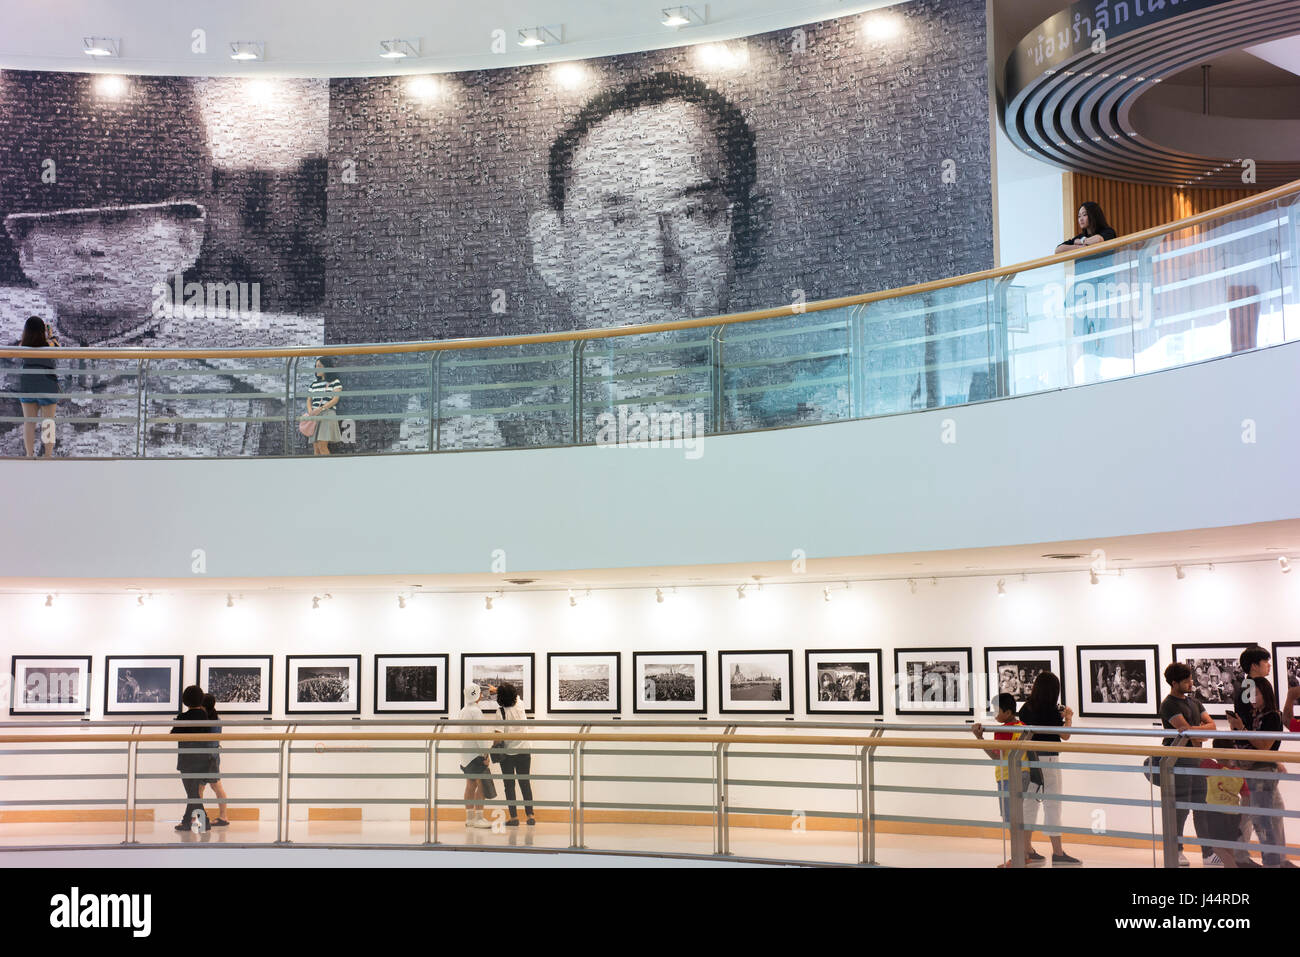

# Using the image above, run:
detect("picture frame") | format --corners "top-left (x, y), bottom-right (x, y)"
top-left (197, 655), bottom-right (273, 714)
top-left (1273, 642), bottom-right (1300, 711)
top-left (285, 655), bottom-right (361, 714)
top-left (1076, 644), bottom-right (1161, 718)
top-left (805, 649), bottom-right (883, 715)
top-left (1171, 642), bottom-right (1255, 718)
top-left (460, 653), bottom-right (535, 713)
top-left (983, 646), bottom-right (1066, 708)
top-left (632, 651), bottom-right (707, 714)
top-left (10, 655), bottom-right (92, 716)
top-left (718, 650), bottom-right (794, 714)
top-left (547, 652), bottom-right (621, 714)
top-left (894, 647), bottom-right (974, 716)
top-left (104, 655), bottom-right (183, 715)
top-left (374, 654), bottom-right (449, 714)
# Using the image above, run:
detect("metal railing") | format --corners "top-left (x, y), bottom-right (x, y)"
top-left (0, 180), bottom-right (1297, 458)
top-left (2, 719), bottom-right (1296, 867)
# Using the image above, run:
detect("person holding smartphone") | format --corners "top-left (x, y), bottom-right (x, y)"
top-left (1018, 672), bottom-right (1081, 865)
top-left (15, 316), bottom-right (59, 457)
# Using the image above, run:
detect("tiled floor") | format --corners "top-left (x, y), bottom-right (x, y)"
top-left (0, 819), bottom-right (1180, 867)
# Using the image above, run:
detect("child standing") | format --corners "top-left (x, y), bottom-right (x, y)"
top-left (973, 693), bottom-right (1039, 868)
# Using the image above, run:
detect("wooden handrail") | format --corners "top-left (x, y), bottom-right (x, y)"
top-left (1, 729), bottom-right (1293, 763)
top-left (1, 177), bottom-right (1296, 362)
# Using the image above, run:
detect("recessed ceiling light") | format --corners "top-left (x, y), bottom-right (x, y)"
top-left (83, 37), bottom-right (120, 57)
top-left (380, 39), bottom-right (419, 59)
top-left (518, 25), bottom-right (562, 47)
top-left (229, 41), bottom-right (264, 61)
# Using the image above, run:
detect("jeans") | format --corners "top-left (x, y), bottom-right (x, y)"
top-left (1173, 761), bottom-right (1211, 859)
top-left (1246, 776), bottom-right (1286, 867)
top-left (498, 752), bottom-right (534, 818)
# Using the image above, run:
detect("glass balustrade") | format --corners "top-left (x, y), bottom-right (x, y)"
top-left (1, 188), bottom-right (1296, 459)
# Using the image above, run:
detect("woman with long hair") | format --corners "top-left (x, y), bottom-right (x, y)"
top-left (495, 682), bottom-right (535, 826)
top-left (1018, 672), bottom-right (1081, 865)
top-left (305, 357), bottom-right (343, 455)
top-left (1055, 202), bottom-right (1116, 253)
top-left (201, 692), bottom-right (230, 827)
top-left (17, 316), bottom-right (59, 457)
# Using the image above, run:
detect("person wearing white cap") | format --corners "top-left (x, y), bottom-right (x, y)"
top-left (456, 683), bottom-right (497, 828)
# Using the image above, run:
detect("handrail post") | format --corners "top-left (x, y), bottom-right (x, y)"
top-left (708, 324), bottom-right (725, 434)
top-left (1007, 748), bottom-right (1026, 867)
top-left (569, 737), bottom-right (580, 849)
top-left (124, 723), bottom-right (138, 844)
top-left (135, 359), bottom-right (150, 459)
top-left (432, 351), bottom-right (442, 452)
top-left (424, 733), bottom-right (434, 845)
top-left (718, 725), bottom-right (735, 856)
top-left (1159, 754), bottom-right (1180, 867)
top-left (576, 724), bottom-right (589, 849)
top-left (861, 728), bottom-right (883, 866)
top-left (572, 340), bottom-right (586, 444)
top-left (283, 355), bottom-right (294, 454)
top-left (432, 733), bottom-right (442, 845)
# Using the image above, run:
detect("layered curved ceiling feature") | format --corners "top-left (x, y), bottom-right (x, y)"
top-left (1004, 0), bottom-right (1300, 188)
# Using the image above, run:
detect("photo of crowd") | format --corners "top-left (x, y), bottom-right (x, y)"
top-left (295, 667), bottom-right (349, 703)
top-left (23, 666), bottom-right (80, 704)
top-left (907, 661), bottom-right (964, 704)
top-left (117, 667), bottom-right (172, 704)
top-left (465, 659), bottom-right (530, 710)
top-left (1186, 657), bottom-right (1243, 706)
top-left (385, 665), bottom-right (439, 703)
top-left (816, 662), bottom-right (872, 703)
top-left (207, 667), bottom-right (262, 704)
top-left (557, 662), bottom-right (611, 703)
top-left (1089, 660), bottom-right (1148, 704)
top-left (995, 660), bottom-right (1053, 703)
top-left (643, 664), bottom-right (696, 702)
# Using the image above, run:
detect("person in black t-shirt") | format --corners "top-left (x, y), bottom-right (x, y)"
top-left (1159, 662), bottom-right (1216, 866)
top-left (1055, 202), bottom-right (1117, 253)
top-left (171, 684), bottom-right (218, 832)
top-left (1227, 648), bottom-right (1291, 867)
top-left (1018, 672), bottom-right (1081, 866)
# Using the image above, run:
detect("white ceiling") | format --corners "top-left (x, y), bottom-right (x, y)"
top-left (3, 518), bottom-right (1296, 597)
top-left (1246, 34), bottom-right (1300, 78)
top-left (0, 0), bottom-right (905, 77)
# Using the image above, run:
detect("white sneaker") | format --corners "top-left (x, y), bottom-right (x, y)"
top-left (1203, 853), bottom-right (1224, 867)
top-left (1177, 853), bottom-right (1190, 867)
top-left (468, 816), bottom-right (493, 829)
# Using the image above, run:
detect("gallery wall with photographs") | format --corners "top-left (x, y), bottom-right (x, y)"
top-left (6, 559), bottom-right (1296, 836)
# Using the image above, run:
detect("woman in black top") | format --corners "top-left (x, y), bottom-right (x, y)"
top-left (1018, 672), bottom-right (1081, 865)
top-left (1055, 203), bottom-right (1120, 369)
top-left (201, 693), bottom-right (230, 827)
top-left (1054, 202), bottom-right (1117, 253)
top-left (16, 316), bottom-right (59, 457)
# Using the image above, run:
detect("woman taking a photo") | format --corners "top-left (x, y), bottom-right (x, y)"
top-left (17, 316), bottom-right (59, 457)
top-left (304, 357), bottom-right (343, 455)
top-left (1018, 672), bottom-right (1081, 865)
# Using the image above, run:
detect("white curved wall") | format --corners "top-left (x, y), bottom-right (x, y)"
top-left (1, 344), bottom-right (1296, 580)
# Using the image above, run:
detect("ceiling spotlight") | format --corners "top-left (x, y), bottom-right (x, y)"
top-left (1089, 570), bottom-right (1100, 586)
top-left (930, 578), bottom-right (938, 587)
top-left (655, 588), bottom-right (665, 604)
top-left (45, 594), bottom-right (53, 607)
top-left (229, 41), bottom-right (265, 61)
top-left (1208, 564), bottom-right (1216, 573)
top-left (661, 5), bottom-right (704, 28)
top-left (907, 578), bottom-right (917, 595)
top-left (227, 593), bottom-right (235, 608)
top-left (397, 595), bottom-right (406, 609)
top-left (380, 39), bottom-right (418, 59)
top-left (312, 596), bottom-right (320, 609)
top-left (569, 589), bottom-right (578, 607)
top-left (1280, 557), bottom-right (1292, 574)
top-left (736, 584), bottom-right (746, 600)
top-left (137, 594), bottom-right (145, 607)
top-left (996, 579), bottom-right (1007, 597)
top-left (517, 25), bottom-right (562, 48)
top-left (823, 585), bottom-right (832, 603)
top-left (83, 37), bottom-right (120, 57)
top-left (1175, 564), bottom-right (1186, 580)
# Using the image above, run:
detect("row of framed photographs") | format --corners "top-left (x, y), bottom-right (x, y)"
top-left (12, 643), bottom-right (1297, 718)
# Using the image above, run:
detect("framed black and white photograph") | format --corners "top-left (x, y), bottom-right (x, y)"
top-left (719, 650), bottom-right (793, 714)
top-left (461, 653), bottom-right (535, 713)
top-left (894, 648), bottom-right (974, 716)
top-left (632, 651), bottom-right (707, 714)
top-left (285, 655), bottom-right (360, 714)
top-left (1273, 642), bottom-right (1300, 706)
top-left (547, 653), bottom-right (620, 714)
top-left (197, 655), bottom-right (272, 714)
top-left (10, 655), bottom-right (92, 716)
top-left (1076, 645), bottom-right (1160, 718)
top-left (1172, 643), bottom-right (1254, 717)
top-left (983, 646), bottom-right (1065, 707)
top-left (104, 655), bottom-right (183, 715)
top-left (374, 654), bottom-right (448, 714)
top-left (804, 649), bottom-right (883, 715)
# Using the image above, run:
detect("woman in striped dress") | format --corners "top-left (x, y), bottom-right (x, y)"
top-left (306, 358), bottom-right (343, 455)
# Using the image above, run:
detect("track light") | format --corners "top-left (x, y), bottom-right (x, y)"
top-left (1175, 565), bottom-right (1185, 580)
top-left (1280, 557), bottom-right (1292, 574)
top-left (1208, 564), bottom-right (1215, 573)
top-left (736, 584), bottom-right (746, 600)
top-left (485, 595), bottom-right (493, 610)
top-left (655, 588), bottom-right (664, 603)
top-left (907, 578), bottom-right (917, 595)
top-left (312, 596), bottom-right (320, 609)
top-left (661, 5), bottom-right (704, 28)
top-left (137, 594), bottom-right (145, 607)
top-left (823, 585), bottom-right (832, 603)
top-left (227, 594), bottom-right (235, 608)
top-left (996, 579), bottom-right (1007, 597)
top-left (397, 595), bottom-right (406, 609)
top-left (1089, 570), bottom-right (1100, 585)
top-left (45, 594), bottom-right (53, 607)
top-left (569, 590), bottom-right (577, 607)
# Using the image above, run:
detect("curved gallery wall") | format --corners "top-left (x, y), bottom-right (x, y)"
top-left (0, 0), bottom-right (991, 455)
top-left (6, 560), bottom-right (1298, 841)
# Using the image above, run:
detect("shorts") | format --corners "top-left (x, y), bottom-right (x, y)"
top-left (461, 755), bottom-right (496, 800)
top-left (20, 397), bottom-right (57, 407)
top-left (461, 755), bottom-right (488, 776)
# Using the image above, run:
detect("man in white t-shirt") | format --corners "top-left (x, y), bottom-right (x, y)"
top-left (456, 684), bottom-right (496, 829)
